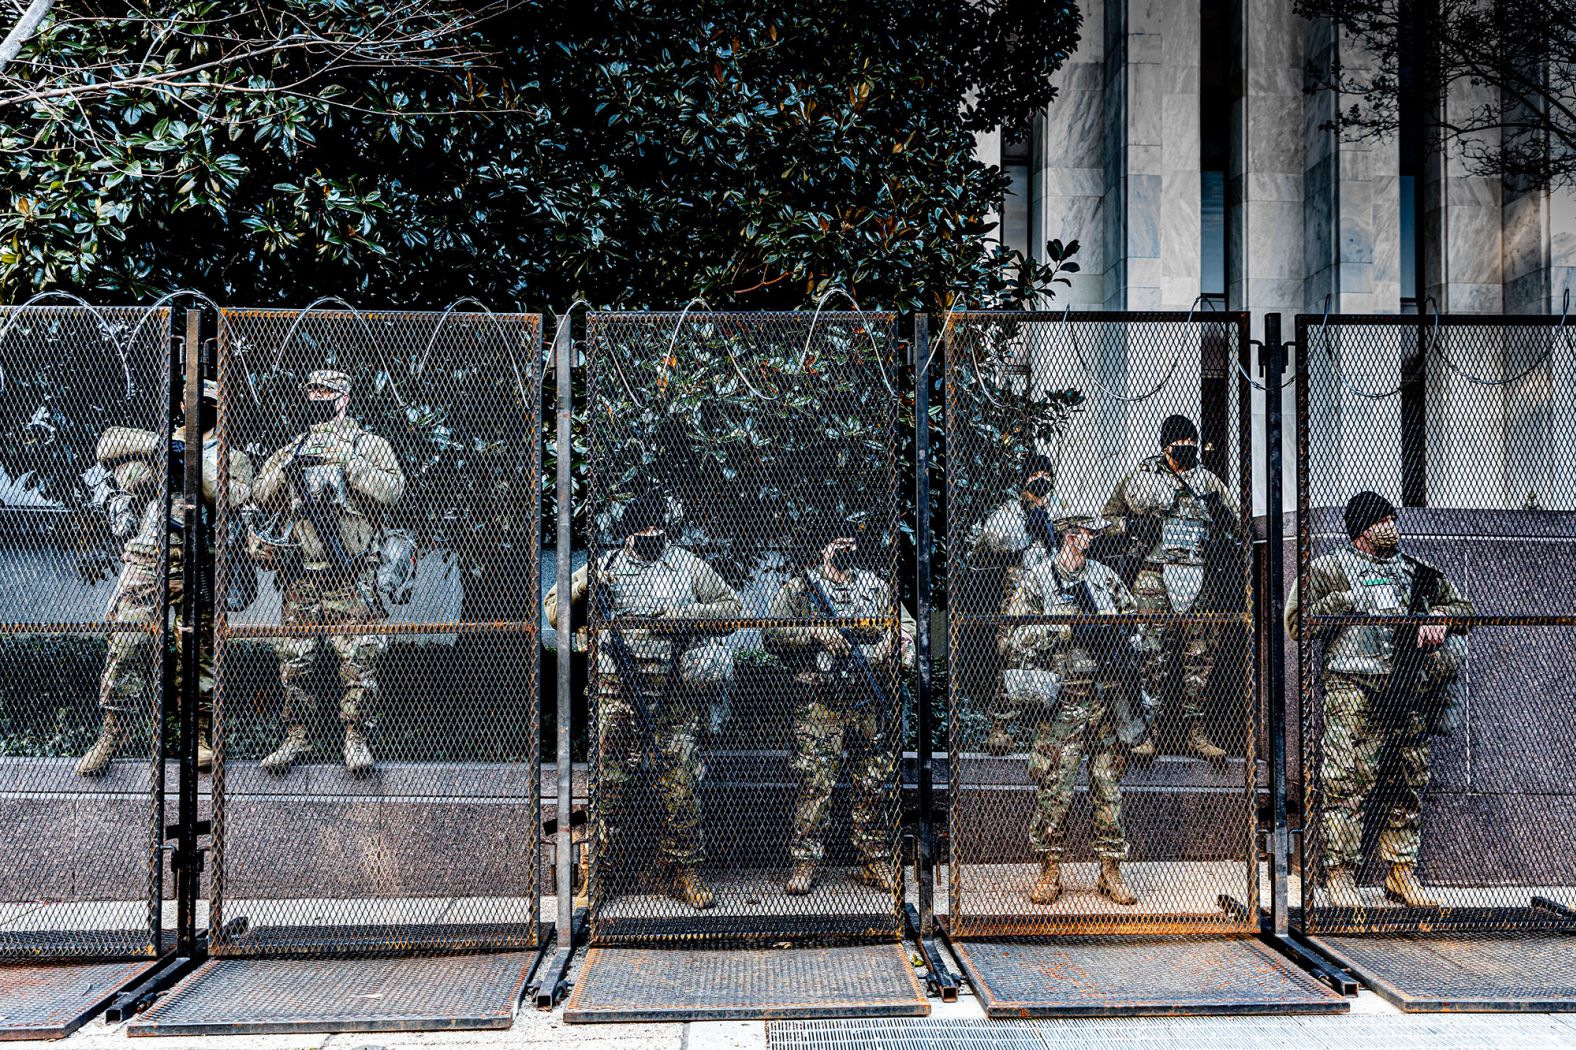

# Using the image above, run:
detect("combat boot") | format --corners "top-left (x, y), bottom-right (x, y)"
top-left (1130, 737), bottom-right (1157, 760)
top-left (985, 727), bottom-right (1016, 756)
top-left (1186, 725), bottom-right (1228, 761)
top-left (785, 861), bottom-right (817, 896)
top-left (1028, 856), bottom-right (1061, 905)
top-left (343, 726), bottom-right (375, 777)
top-left (260, 724), bottom-right (313, 773)
top-left (196, 711), bottom-right (214, 773)
top-left (1323, 866), bottom-right (1362, 908)
top-left (853, 859), bottom-right (899, 894)
top-left (1097, 858), bottom-right (1138, 905)
top-left (76, 712), bottom-right (126, 777)
top-left (1385, 864), bottom-right (1439, 908)
top-left (671, 867), bottom-right (715, 910)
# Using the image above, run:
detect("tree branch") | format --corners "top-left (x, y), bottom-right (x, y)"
top-left (0, 0), bottom-right (52, 72)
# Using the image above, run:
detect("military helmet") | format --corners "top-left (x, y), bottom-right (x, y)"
top-left (1053, 501), bottom-right (1114, 535)
top-left (302, 369), bottom-right (352, 396)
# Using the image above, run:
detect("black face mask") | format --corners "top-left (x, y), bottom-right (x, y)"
top-left (828, 547), bottom-right (856, 573)
top-left (199, 401), bottom-right (218, 435)
top-left (1168, 444), bottom-right (1199, 471)
top-left (1026, 507), bottom-right (1054, 546)
top-left (631, 532), bottom-right (666, 560)
top-left (1022, 477), bottom-right (1053, 506)
top-left (304, 399), bottom-right (339, 425)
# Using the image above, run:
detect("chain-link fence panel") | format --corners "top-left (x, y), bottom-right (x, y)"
top-left (943, 311), bottom-right (1257, 937)
top-left (0, 305), bottom-right (173, 959)
top-left (1296, 313), bottom-right (1576, 934)
top-left (209, 308), bottom-right (542, 957)
top-left (580, 311), bottom-right (904, 946)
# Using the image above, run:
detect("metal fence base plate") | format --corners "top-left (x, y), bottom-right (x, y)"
top-left (1309, 933), bottom-right (1576, 1012)
top-left (0, 960), bottom-right (156, 1041)
top-left (563, 944), bottom-right (930, 1023)
top-left (949, 937), bottom-right (1348, 1017)
top-left (126, 953), bottom-right (533, 1036)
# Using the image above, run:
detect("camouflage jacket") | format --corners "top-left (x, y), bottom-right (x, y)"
top-left (762, 567), bottom-right (916, 685)
top-left (546, 544), bottom-right (742, 673)
top-left (1102, 455), bottom-right (1238, 567)
top-left (97, 426), bottom-right (254, 571)
top-left (1002, 555), bottom-right (1143, 678)
top-left (252, 418), bottom-right (404, 572)
top-left (1285, 544), bottom-right (1473, 677)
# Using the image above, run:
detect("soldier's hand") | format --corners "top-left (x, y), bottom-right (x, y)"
top-left (1417, 621), bottom-right (1447, 649)
top-left (821, 628), bottom-right (851, 656)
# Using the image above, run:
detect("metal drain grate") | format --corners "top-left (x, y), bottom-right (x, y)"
top-left (770, 1015), bottom-right (1576, 1050)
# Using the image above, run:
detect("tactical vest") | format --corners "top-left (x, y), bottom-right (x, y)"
top-left (597, 546), bottom-right (707, 672)
top-left (1324, 546), bottom-right (1421, 676)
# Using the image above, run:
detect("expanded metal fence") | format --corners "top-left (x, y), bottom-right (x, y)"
top-left (1295, 313), bottom-right (1576, 934)
top-left (580, 311), bottom-right (905, 945)
top-left (943, 311), bottom-right (1258, 937)
top-left (208, 308), bottom-right (543, 956)
top-left (0, 305), bottom-right (174, 959)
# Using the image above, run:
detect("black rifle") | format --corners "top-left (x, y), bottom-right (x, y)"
top-left (1063, 576), bottom-right (1146, 724)
top-left (1355, 556), bottom-right (1443, 880)
top-left (1379, 557), bottom-right (1442, 711)
top-left (1197, 489), bottom-right (1247, 612)
top-left (802, 570), bottom-right (894, 714)
top-left (591, 570), bottom-right (666, 771)
top-left (1089, 517), bottom-right (1160, 591)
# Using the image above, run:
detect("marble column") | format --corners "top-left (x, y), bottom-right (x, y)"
top-left (1303, 17), bottom-right (1404, 505)
top-left (1034, 0), bottom-right (1105, 307)
top-left (1236, 0), bottom-right (1307, 513)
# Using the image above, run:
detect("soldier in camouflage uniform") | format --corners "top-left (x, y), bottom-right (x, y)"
top-left (544, 490), bottom-right (742, 910)
top-left (249, 370), bottom-right (405, 777)
top-left (765, 525), bottom-right (915, 897)
top-left (1102, 415), bottom-right (1237, 760)
top-left (78, 382), bottom-right (254, 776)
top-left (1285, 491), bottom-right (1472, 909)
top-left (1003, 503), bottom-right (1150, 907)
top-left (966, 453), bottom-right (1056, 755)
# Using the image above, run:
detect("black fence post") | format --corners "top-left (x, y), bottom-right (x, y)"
top-left (906, 314), bottom-right (957, 1000)
top-left (175, 308), bottom-right (205, 962)
top-left (1262, 313), bottom-right (1290, 939)
top-left (534, 310), bottom-right (577, 1009)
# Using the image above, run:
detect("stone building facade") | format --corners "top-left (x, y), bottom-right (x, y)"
top-left (981, 0), bottom-right (1576, 513)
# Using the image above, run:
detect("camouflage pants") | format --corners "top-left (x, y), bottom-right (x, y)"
top-left (1134, 568), bottom-right (1220, 727)
top-left (1320, 672), bottom-right (1431, 872)
top-left (789, 683), bottom-right (898, 865)
top-left (1028, 680), bottom-right (1128, 860)
top-left (98, 562), bottom-right (163, 716)
top-left (274, 576), bottom-right (384, 729)
top-left (596, 677), bottom-right (704, 869)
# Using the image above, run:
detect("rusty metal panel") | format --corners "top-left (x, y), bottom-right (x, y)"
top-left (950, 936), bottom-right (1346, 1017)
top-left (942, 312), bottom-right (1259, 937)
top-left (208, 308), bottom-right (542, 956)
top-left (1309, 933), bottom-right (1576, 1012)
top-left (0, 960), bottom-right (158, 1040)
top-left (125, 953), bottom-right (533, 1035)
top-left (1294, 314), bottom-right (1576, 937)
top-left (581, 312), bottom-right (906, 946)
top-left (563, 944), bottom-right (929, 1023)
top-left (0, 306), bottom-right (174, 962)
